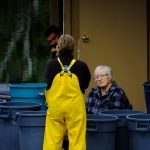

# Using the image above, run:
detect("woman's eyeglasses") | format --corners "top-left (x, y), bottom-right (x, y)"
top-left (95, 74), bottom-right (108, 80)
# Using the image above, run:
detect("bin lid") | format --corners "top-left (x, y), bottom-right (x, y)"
top-left (0, 102), bottom-right (42, 109)
top-left (127, 114), bottom-right (150, 121)
top-left (127, 114), bottom-right (150, 132)
top-left (16, 111), bottom-right (46, 127)
top-left (9, 83), bottom-right (47, 88)
top-left (101, 110), bottom-right (144, 118)
top-left (0, 99), bottom-right (6, 103)
top-left (87, 114), bottom-right (118, 122)
top-left (16, 111), bottom-right (46, 117)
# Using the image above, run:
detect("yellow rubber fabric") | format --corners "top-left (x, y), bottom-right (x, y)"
top-left (43, 59), bottom-right (86, 150)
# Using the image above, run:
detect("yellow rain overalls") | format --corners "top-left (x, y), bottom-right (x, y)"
top-left (43, 57), bottom-right (86, 150)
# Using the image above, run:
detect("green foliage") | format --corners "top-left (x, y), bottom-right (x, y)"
top-left (0, 0), bottom-right (54, 83)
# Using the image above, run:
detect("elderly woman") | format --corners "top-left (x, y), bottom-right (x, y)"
top-left (43, 34), bottom-right (91, 150)
top-left (86, 65), bottom-right (132, 114)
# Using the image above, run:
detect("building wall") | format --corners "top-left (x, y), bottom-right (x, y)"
top-left (65, 0), bottom-right (147, 112)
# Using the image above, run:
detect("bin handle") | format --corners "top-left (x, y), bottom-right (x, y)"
top-left (38, 93), bottom-right (48, 108)
top-left (38, 93), bottom-right (45, 97)
top-left (0, 109), bottom-right (11, 119)
top-left (136, 121), bottom-right (149, 131)
top-left (86, 121), bottom-right (98, 132)
top-left (14, 111), bottom-right (22, 122)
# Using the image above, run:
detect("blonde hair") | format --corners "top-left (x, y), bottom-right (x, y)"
top-left (56, 34), bottom-right (74, 56)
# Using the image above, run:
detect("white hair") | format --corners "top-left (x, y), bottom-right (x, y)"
top-left (94, 65), bottom-right (113, 79)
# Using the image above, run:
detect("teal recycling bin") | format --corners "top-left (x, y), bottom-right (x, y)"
top-left (101, 110), bottom-right (144, 150)
top-left (0, 102), bottom-right (42, 150)
top-left (9, 83), bottom-right (47, 110)
top-left (16, 111), bottom-right (46, 150)
top-left (86, 114), bottom-right (118, 150)
top-left (127, 114), bottom-right (150, 150)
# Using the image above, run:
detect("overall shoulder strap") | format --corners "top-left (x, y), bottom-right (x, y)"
top-left (57, 57), bottom-right (76, 76)
top-left (67, 59), bottom-right (76, 71)
top-left (67, 59), bottom-right (76, 76)
top-left (57, 57), bottom-right (63, 68)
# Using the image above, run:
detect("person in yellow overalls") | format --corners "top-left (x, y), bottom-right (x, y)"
top-left (43, 34), bottom-right (91, 150)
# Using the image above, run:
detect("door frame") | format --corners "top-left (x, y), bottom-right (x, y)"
top-left (147, 0), bottom-right (150, 81)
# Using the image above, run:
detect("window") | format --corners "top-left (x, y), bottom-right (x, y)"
top-left (0, 0), bottom-right (63, 83)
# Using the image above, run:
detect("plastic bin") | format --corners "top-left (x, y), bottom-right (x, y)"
top-left (16, 111), bottom-right (46, 150)
top-left (0, 102), bottom-right (42, 119)
top-left (17, 111), bottom-right (69, 150)
top-left (0, 102), bottom-right (42, 150)
top-left (0, 84), bottom-right (10, 95)
top-left (9, 83), bottom-right (47, 110)
top-left (127, 114), bottom-right (150, 150)
top-left (0, 99), bottom-right (6, 103)
top-left (143, 82), bottom-right (150, 113)
top-left (86, 114), bottom-right (118, 150)
top-left (101, 110), bottom-right (144, 150)
top-left (0, 84), bottom-right (10, 100)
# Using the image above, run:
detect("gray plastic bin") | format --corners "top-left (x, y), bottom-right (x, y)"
top-left (0, 99), bottom-right (6, 103)
top-left (143, 82), bottom-right (150, 113)
top-left (101, 110), bottom-right (144, 150)
top-left (16, 111), bottom-right (46, 150)
top-left (127, 114), bottom-right (150, 150)
top-left (0, 102), bottom-right (42, 150)
top-left (86, 114), bottom-right (118, 150)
